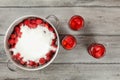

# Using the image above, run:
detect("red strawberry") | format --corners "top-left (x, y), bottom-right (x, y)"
top-left (46, 52), bottom-right (53, 61)
top-left (8, 39), bottom-right (15, 45)
top-left (46, 52), bottom-right (52, 57)
top-left (39, 58), bottom-right (46, 65)
top-left (24, 19), bottom-right (31, 28)
top-left (52, 44), bottom-right (57, 49)
top-left (31, 19), bottom-right (38, 27)
top-left (24, 19), bottom-right (29, 25)
top-left (34, 62), bottom-right (39, 67)
top-left (17, 57), bottom-right (23, 61)
top-left (49, 26), bottom-right (54, 32)
top-left (46, 56), bottom-right (51, 61)
top-left (17, 32), bottom-right (22, 38)
top-left (12, 53), bottom-right (20, 61)
top-left (44, 22), bottom-right (49, 29)
top-left (14, 38), bottom-right (18, 43)
top-left (16, 53), bottom-right (20, 58)
top-left (29, 23), bottom-right (37, 28)
top-left (24, 19), bottom-right (37, 28)
top-left (20, 59), bottom-right (26, 65)
top-left (31, 19), bottom-right (36, 23)
top-left (51, 39), bottom-right (56, 45)
top-left (51, 50), bottom-right (55, 55)
top-left (18, 22), bottom-right (23, 27)
top-left (36, 18), bottom-right (43, 25)
top-left (10, 34), bottom-right (16, 39)
top-left (54, 33), bottom-right (57, 39)
top-left (28, 60), bottom-right (36, 66)
top-left (10, 44), bottom-right (15, 48)
top-left (52, 45), bottom-right (57, 52)
top-left (14, 27), bottom-right (20, 33)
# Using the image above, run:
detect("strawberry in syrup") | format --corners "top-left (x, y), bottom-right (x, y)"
top-left (61, 35), bottom-right (76, 50)
top-left (69, 15), bottom-right (84, 30)
top-left (88, 43), bottom-right (106, 59)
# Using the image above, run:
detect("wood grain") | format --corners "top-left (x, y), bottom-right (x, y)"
top-left (4, 78), bottom-right (40, 80)
top-left (0, 0), bottom-right (120, 80)
top-left (1, 35), bottom-right (120, 63)
top-left (0, 0), bottom-right (119, 7)
top-left (0, 8), bottom-right (120, 35)
top-left (0, 63), bottom-right (120, 80)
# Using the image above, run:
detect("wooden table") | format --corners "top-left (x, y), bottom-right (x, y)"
top-left (0, 0), bottom-right (120, 80)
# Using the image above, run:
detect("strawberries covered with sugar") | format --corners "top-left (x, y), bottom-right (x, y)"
top-left (8, 17), bottom-right (58, 67)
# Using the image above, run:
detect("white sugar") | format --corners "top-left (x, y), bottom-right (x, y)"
top-left (10, 25), bottom-right (56, 62)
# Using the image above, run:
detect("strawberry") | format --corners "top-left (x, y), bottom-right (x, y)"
top-left (24, 19), bottom-right (37, 28)
top-left (14, 27), bottom-right (20, 33)
top-left (28, 60), bottom-right (36, 66)
top-left (24, 19), bottom-right (29, 25)
top-left (10, 34), bottom-right (16, 39)
top-left (51, 39), bottom-right (56, 45)
top-left (52, 44), bottom-right (57, 49)
top-left (39, 58), bottom-right (46, 65)
top-left (17, 57), bottom-right (23, 61)
top-left (52, 44), bottom-right (57, 52)
top-left (10, 44), bottom-right (15, 48)
top-left (49, 26), bottom-right (54, 32)
top-left (14, 38), bottom-right (18, 43)
top-left (46, 51), bottom-right (52, 57)
top-left (46, 56), bottom-right (51, 61)
top-left (44, 22), bottom-right (49, 29)
top-left (31, 19), bottom-right (36, 23)
top-left (18, 22), bottom-right (23, 27)
top-left (12, 53), bottom-right (20, 61)
top-left (29, 23), bottom-right (37, 28)
top-left (34, 62), bottom-right (39, 67)
top-left (46, 52), bottom-right (53, 61)
top-left (30, 19), bottom-right (38, 28)
top-left (51, 50), bottom-right (55, 55)
top-left (16, 53), bottom-right (20, 58)
top-left (20, 59), bottom-right (26, 65)
top-left (54, 33), bottom-right (57, 39)
top-left (8, 39), bottom-right (15, 45)
top-left (17, 32), bottom-right (22, 38)
top-left (36, 18), bottom-right (43, 25)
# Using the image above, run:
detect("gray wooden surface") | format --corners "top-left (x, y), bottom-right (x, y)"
top-left (0, 0), bottom-right (120, 80)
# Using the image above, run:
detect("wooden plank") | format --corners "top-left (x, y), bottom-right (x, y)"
top-left (0, 63), bottom-right (120, 80)
top-left (0, 8), bottom-right (120, 35)
top-left (3, 78), bottom-right (40, 80)
top-left (1, 35), bottom-right (120, 63)
top-left (0, 0), bottom-right (120, 7)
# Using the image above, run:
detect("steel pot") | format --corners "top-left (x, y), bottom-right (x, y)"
top-left (4, 15), bottom-right (60, 71)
